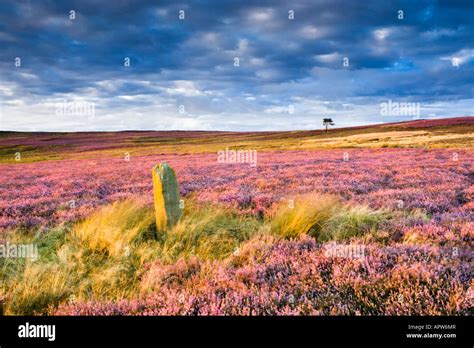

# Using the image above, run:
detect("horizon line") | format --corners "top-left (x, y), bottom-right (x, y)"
top-left (0, 116), bottom-right (473, 134)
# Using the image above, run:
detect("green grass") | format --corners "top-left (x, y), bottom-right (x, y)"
top-left (0, 144), bottom-right (71, 163)
top-left (321, 206), bottom-right (390, 241)
top-left (269, 193), bottom-right (389, 241)
top-left (161, 200), bottom-right (262, 262)
top-left (1, 198), bottom-right (265, 314)
top-left (2, 193), bottom-right (395, 314)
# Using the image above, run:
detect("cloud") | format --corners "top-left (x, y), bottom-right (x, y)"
top-left (0, 0), bottom-right (472, 131)
top-left (165, 81), bottom-right (204, 97)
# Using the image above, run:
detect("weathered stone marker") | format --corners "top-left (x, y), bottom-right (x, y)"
top-left (152, 163), bottom-right (182, 231)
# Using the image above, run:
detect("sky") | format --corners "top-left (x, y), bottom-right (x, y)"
top-left (0, 0), bottom-right (473, 131)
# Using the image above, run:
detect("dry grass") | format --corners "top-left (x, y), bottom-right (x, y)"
top-left (6, 263), bottom-right (74, 315)
top-left (1, 121), bottom-right (472, 163)
top-left (270, 193), bottom-right (340, 239)
top-left (2, 197), bottom-right (264, 314)
top-left (2, 192), bottom-right (391, 314)
top-left (301, 129), bottom-right (474, 149)
top-left (270, 193), bottom-right (389, 241)
top-left (72, 199), bottom-right (155, 257)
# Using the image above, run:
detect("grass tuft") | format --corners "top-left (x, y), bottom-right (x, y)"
top-left (321, 205), bottom-right (389, 241)
top-left (72, 199), bottom-right (156, 257)
top-left (270, 193), bottom-right (388, 241)
top-left (161, 200), bottom-right (262, 262)
top-left (2, 197), bottom-right (264, 314)
top-left (270, 193), bottom-right (340, 239)
top-left (6, 263), bottom-right (73, 315)
top-left (2, 193), bottom-right (392, 314)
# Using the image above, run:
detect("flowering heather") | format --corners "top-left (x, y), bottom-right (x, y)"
top-left (1, 148), bottom-right (472, 231)
top-left (1, 125), bottom-right (473, 316)
top-left (54, 236), bottom-right (472, 315)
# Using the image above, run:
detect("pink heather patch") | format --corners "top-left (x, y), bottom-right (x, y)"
top-left (1, 149), bottom-right (472, 230)
top-left (54, 237), bottom-right (472, 315)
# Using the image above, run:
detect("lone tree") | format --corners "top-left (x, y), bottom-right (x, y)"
top-left (323, 118), bottom-right (335, 133)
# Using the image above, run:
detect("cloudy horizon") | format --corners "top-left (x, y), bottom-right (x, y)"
top-left (0, 0), bottom-right (473, 132)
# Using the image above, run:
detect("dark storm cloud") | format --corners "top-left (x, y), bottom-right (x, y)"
top-left (0, 0), bottom-right (472, 131)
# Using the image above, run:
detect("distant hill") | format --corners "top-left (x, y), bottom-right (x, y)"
top-left (0, 117), bottom-right (472, 163)
top-left (379, 116), bottom-right (474, 128)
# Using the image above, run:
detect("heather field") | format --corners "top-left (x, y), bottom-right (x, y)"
top-left (0, 118), bottom-right (473, 315)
